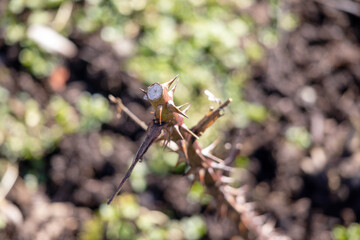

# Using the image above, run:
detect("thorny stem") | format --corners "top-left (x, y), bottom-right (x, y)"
top-left (108, 77), bottom-right (289, 239)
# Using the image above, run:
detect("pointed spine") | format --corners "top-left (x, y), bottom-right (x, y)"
top-left (167, 100), bottom-right (189, 118)
top-left (177, 103), bottom-right (190, 110)
top-left (162, 126), bottom-right (173, 149)
top-left (168, 77), bottom-right (179, 98)
top-left (179, 140), bottom-right (188, 160)
top-left (181, 125), bottom-right (199, 139)
top-left (140, 88), bottom-right (148, 100)
top-left (162, 74), bottom-right (179, 89)
top-left (157, 105), bottom-right (163, 124)
top-left (163, 136), bottom-right (171, 149)
top-left (202, 138), bottom-right (221, 155)
top-left (174, 125), bottom-right (184, 140)
top-left (198, 168), bottom-right (205, 185)
top-left (182, 103), bottom-right (191, 114)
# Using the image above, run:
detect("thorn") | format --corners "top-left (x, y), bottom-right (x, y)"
top-left (195, 149), bottom-right (209, 164)
top-left (183, 104), bottom-right (191, 114)
top-left (220, 176), bottom-right (235, 183)
top-left (162, 127), bottom-right (173, 149)
top-left (163, 74), bottom-right (179, 89)
top-left (174, 125), bottom-right (184, 140)
top-left (204, 153), bottom-right (224, 163)
top-left (139, 88), bottom-right (148, 100)
top-left (180, 140), bottom-right (188, 160)
top-left (182, 125), bottom-right (199, 139)
top-left (157, 105), bottom-right (163, 124)
top-left (223, 185), bottom-right (247, 195)
top-left (167, 100), bottom-right (188, 118)
top-left (202, 138), bottom-right (221, 154)
top-left (169, 77), bottom-right (179, 97)
top-left (198, 168), bottom-right (205, 185)
top-left (207, 167), bottom-right (218, 181)
top-left (177, 102), bottom-right (190, 110)
top-left (162, 137), bottom-right (170, 149)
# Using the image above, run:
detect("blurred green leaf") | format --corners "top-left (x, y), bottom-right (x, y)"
top-left (235, 156), bottom-right (249, 168)
top-left (181, 215), bottom-right (207, 240)
top-left (285, 126), bottom-right (311, 150)
top-left (333, 223), bottom-right (360, 240)
top-left (188, 181), bottom-right (212, 205)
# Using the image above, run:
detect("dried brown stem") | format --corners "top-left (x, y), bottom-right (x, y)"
top-left (191, 99), bottom-right (232, 137)
top-left (108, 94), bottom-right (148, 130)
top-left (107, 121), bottom-right (165, 204)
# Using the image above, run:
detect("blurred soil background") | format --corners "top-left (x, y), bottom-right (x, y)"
top-left (1, 0), bottom-right (360, 239)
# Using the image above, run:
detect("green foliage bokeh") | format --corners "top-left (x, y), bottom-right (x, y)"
top-left (0, 0), bottom-right (302, 238)
top-left (333, 223), bottom-right (360, 240)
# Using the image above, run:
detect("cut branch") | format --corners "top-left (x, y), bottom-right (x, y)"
top-left (191, 99), bottom-right (232, 137)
